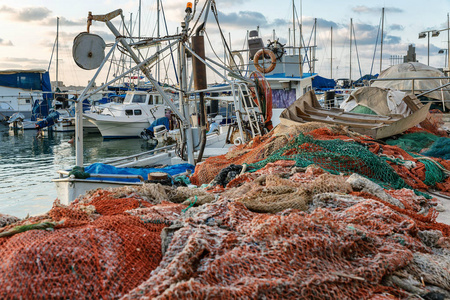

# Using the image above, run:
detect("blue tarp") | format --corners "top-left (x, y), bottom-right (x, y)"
top-left (35, 111), bottom-right (60, 129)
top-left (312, 76), bottom-right (336, 90)
top-left (146, 117), bottom-right (170, 132)
top-left (31, 99), bottom-right (52, 121)
top-left (0, 71), bottom-right (53, 99)
top-left (83, 163), bottom-right (195, 182)
top-left (353, 74), bottom-right (378, 86)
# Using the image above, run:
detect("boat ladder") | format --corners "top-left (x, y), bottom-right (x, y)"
top-left (237, 83), bottom-right (262, 138)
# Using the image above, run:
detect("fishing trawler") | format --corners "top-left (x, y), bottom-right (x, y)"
top-left (53, 2), bottom-right (276, 203)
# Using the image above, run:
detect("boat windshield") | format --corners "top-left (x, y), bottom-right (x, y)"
top-left (124, 93), bottom-right (147, 104)
top-left (132, 94), bottom-right (146, 103)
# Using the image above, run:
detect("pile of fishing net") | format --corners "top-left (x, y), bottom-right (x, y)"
top-left (120, 167), bottom-right (448, 299)
top-left (191, 122), bottom-right (450, 195)
top-left (2, 122), bottom-right (450, 299)
top-left (0, 187), bottom-right (190, 299)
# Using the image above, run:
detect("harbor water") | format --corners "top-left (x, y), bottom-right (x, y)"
top-left (0, 126), bottom-right (156, 218)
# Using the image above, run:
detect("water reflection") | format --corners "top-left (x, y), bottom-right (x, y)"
top-left (0, 126), bottom-right (155, 218)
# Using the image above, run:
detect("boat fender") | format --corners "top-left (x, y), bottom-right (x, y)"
top-left (229, 51), bottom-right (244, 72)
top-left (253, 49), bottom-right (276, 74)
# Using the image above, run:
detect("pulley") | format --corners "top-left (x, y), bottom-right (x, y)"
top-left (72, 32), bottom-right (106, 70)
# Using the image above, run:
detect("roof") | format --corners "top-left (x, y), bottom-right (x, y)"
top-left (0, 69), bottom-right (48, 75)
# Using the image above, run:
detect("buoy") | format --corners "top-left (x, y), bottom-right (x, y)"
top-left (253, 49), bottom-right (276, 73)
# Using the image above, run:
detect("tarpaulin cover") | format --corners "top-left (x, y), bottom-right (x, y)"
top-left (340, 86), bottom-right (411, 117)
top-left (0, 70), bottom-right (52, 97)
top-left (312, 75), bottom-right (336, 90)
top-left (35, 111), bottom-right (60, 129)
top-left (372, 62), bottom-right (450, 109)
top-left (31, 99), bottom-right (52, 121)
top-left (83, 163), bottom-right (195, 182)
top-left (146, 117), bottom-right (170, 132)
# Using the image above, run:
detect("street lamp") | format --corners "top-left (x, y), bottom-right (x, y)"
top-left (419, 30), bottom-right (440, 66)
top-left (439, 49), bottom-right (448, 68)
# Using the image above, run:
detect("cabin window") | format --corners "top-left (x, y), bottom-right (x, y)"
top-left (148, 95), bottom-right (153, 105)
top-left (134, 109), bottom-right (142, 115)
top-left (132, 94), bottom-right (146, 103)
top-left (155, 96), bottom-right (163, 104)
top-left (125, 109), bottom-right (133, 116)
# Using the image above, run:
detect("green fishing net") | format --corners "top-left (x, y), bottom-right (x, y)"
top-left (249, 133), bottom-right (407, 190)
top-left (422, 137), bottom-right (450, 160)
top-left (350, 105), bottom-right (378, 115)
top-left (386, 132), bottom-right (440, 153)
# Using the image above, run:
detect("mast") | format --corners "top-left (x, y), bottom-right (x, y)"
top-left (56, 17), bottom-right (59, 90)
top-left (448, 13), bottom-right (450, 71)
top-left (380, 7), bottom-right (384, 73)
top-left (292, 0), bottom-right (296, 54)
top-left (331, 26), bottom-right (333, 78)
top-left (157, 0), bottom-right (160, 82)
top-left (313, 18), bottom-right (317, 74)
top-left (130, 13), bottom-right (133, 74)
top-left (139, 0), bottom-right (141, 39)
top-left (300, 0), bottom-right (303, 58)
top-left (349, 18), bottom-right (352, 82)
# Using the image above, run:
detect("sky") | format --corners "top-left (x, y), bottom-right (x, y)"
top-left (0, 0), bottom-right (449, 87)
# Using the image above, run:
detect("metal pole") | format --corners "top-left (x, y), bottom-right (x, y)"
top-left (380, 7), bottom-right (384, 73)
top-left (428, 33), bottom-right (430, 66)
top-left (448, 13), bottom-right (450, 70)
top-left (157, 0), bottom-right (160, 82)
top-left (331, 27), bottom-right (333, 78)
top-left (292, 0), bottom-right (295, 54)
top-left (56, 17), bottom-right (59, 90)
top-left (349, 18), bottom-right (352, 81)
top-left (139, 0), bottom-right (141, 39)
top-left (313, 18), bottom-right (317, 74)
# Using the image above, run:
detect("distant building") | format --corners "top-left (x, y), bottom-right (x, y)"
top-left (403, 45), bottom-right (417, 63)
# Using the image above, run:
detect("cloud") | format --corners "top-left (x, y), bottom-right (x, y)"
top-left (214, 10), bottom-right (291, 29)
top-left (0, 57), bottom-right (49, 64)
top-left (301, 17), bottom-right (339, 29)
top-left (389, 24), bottom-right (404, 31)
top-left (352, 6), bottom-right (403, 15)
top-left (0, 38), bottom-right (13, 46)
top-left (39, 16), bottom-right (86, 27)
top-left (0, 5), bottom-right (52, 22)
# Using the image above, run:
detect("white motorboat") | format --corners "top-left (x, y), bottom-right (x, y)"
top-left (84, 90), bottom-right (167, 138)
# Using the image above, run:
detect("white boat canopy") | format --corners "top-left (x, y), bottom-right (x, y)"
top-left (372, 62), bottom-right (450, 109)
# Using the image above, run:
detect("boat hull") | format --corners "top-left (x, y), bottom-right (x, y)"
top-left (84, 114), bottom-right (151, 138)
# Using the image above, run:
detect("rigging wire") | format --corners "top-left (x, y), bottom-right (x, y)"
top-left (352, 23), bottom-right (363, 78)
top-left (370, 16), bottom-right (382, 76)
top-left (210, 0), bottom-right (243, 77)
top-left (160, 0), bottom-right (179, 84)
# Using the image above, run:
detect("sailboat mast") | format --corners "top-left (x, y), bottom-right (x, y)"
top-left (313, 18), bottom-right (317, 74)
top-left (447, 13), bottom-right (449, 71)
top-left (292, 0), bottom-right (296, 54)
top-left (56, 17), bottom-right (59, 90)
top-left (349, 18), bottom-right (352, 82)
top-left (380, 7), bottom-right (384, 73)
top-left (139, 0), bottom-right (141, 39)
top-left (331, 27), bottom-right (333, 78)
top-left (157, 0), bottom-right (160, 82)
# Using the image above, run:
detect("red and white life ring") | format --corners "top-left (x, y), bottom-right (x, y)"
top-left (253, 49), bottom-right (276, 74)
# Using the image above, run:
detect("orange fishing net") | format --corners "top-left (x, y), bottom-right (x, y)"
top-left (2, 122), bottom-right (450, 299)
top-left (0, 188), bottom-right (186, 299)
